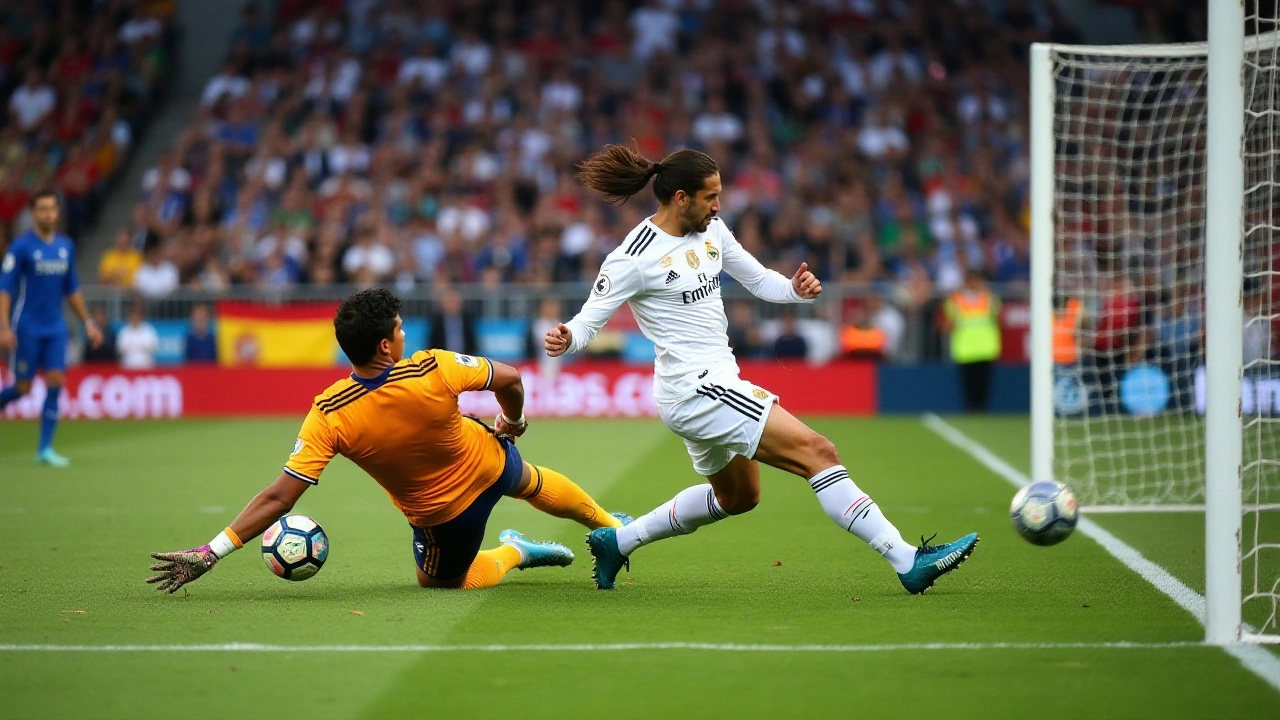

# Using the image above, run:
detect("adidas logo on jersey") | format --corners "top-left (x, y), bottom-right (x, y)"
top-left (664, 270), bottom-right (679, 285)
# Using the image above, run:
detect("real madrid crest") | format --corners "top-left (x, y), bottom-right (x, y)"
top-left (660, 255), bottom-right (673, 269)
top-left (752, 388), bottom-right (768, 400)
top-left (685, 250), bottom-right (700, 269)
top-left (705, 242), bottom-right (719, 261)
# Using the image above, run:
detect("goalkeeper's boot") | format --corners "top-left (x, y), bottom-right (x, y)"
top-left (497, 529), bottom-right (574, 570)
top-left (586, 527), bottom-right (629, 590)
top-left (611, 512), bottom-right (635, 526)
top-left (898, 532), bottom-right (979, 595)
top-left (36, 447), bottom-right (70, 468)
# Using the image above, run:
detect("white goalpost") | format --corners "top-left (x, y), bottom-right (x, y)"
top-left (1030, 0), bottom-right (1280, 644)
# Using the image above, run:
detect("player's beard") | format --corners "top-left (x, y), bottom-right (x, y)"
top-left (682, 207), bottom-right (713, 235)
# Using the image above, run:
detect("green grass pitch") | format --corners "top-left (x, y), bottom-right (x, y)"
top-left (1, 415), bottom-right (1278, 719)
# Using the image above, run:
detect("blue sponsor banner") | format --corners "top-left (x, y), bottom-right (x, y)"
top-left (877, 363), bottom-right (1031, 414)
top-left (477, 318), bottom-right (529, 361)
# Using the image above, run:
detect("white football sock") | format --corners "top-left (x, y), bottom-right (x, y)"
top-left (615, 484), bottom-right (728, 557)
top-left (810, 466), bottom-right (916, 573)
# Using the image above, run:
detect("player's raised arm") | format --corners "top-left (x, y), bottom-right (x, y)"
top-left (719, 224), bottom-right (819, 304)
top-left (549, 254), bottom-right (644, 357)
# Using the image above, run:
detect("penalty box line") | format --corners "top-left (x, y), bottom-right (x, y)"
top-left (0, 641), bottom-right (1208, 653)
top-left (920, 413), bottom-right (1280, 696)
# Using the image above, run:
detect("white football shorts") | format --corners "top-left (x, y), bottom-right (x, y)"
top-left (658, 374), bottom-right (777, 477)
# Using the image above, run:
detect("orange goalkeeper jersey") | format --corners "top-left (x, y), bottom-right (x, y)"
top-left (283, 349), bottom-right (506, 527)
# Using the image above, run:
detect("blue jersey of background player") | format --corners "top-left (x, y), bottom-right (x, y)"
top-left (0, 190), bottom-right (103, 466)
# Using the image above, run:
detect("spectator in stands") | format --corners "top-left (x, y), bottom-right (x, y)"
top-left (98, 228), bottom-right (143, 287)
top-left (133, 243), bottom-right (180, 298)
top-left (117, 303), bottom-right (159, 370)
top-left (841, 303), bottom-right (888, 361)
top-left (184, 304), bottom-right (218, 363)
top-left (944, 271), bottom-right (1002, 413)
top-left (429, 288), bottom-right (479, 356)
top-left (867, 295), bottom-right (906, 361)
top-left (83, 307), bottom-right (118, 364)
top-left (8, 68), bottom-right (56, 135)
top-left (772, 313), bottom-right (809, 361)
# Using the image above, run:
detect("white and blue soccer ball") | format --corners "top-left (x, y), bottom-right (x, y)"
top-left (262, 514), bottom-right (329, 581)
top-left (1010, 481), bottom-right (1078, 546)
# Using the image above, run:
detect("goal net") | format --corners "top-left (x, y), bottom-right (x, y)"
top-left (1031, 4), bottom-right (1279, 642)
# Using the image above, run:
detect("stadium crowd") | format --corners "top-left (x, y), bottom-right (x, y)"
top-left (77, 0), bottom-right (1209, 365)
top-left (0, 0), bottom-right (176, 240)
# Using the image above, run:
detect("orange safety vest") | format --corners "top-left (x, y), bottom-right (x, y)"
top-left (841, 325), bottom-right (887, 357)
top-left (1053, 298), bottom-right (1082, 365)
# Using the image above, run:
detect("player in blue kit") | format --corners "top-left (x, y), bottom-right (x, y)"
top-left (0, 190), bottom-right (103, 466)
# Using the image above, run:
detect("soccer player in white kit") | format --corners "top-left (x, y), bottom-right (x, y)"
top-left (545, 145), bottom-right (979, 594)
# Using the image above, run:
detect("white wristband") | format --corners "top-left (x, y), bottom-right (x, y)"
top-left (500, 412), bottom-right (527, 426)
top-left (209, 529), bottom-right (241, 559)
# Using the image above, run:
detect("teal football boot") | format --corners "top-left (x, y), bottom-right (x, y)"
top-left (36, 447), bottom-right (70, 468)
top-left (497, 529), bottom-right (575, 569)
top-left (898, 532), bottom-right (979, 594)
top-left (586, 527), bottom-right (629, 589)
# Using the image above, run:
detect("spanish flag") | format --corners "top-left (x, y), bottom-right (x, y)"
top-left (216, 301), bottom-right (338, 368)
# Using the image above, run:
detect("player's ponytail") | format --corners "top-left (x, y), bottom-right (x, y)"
top-left (577, 144), bottom-right (719, 207)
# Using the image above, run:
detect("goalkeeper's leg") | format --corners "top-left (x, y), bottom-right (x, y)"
top-left (510, 462), bottom-right (624, 530)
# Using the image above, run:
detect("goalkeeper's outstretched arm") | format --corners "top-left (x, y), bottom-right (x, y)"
top-left (146, 474), bottom-right (310, 593)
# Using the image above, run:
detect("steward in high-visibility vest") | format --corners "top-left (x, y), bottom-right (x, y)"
top-left (945, 274), bottom-right (1001, 364)
top-left (1053, 297), bottom-right (1083, 365)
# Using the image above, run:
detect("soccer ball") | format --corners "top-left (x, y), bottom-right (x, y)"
top-left (262, 514), bottom-right (329, 581)
top-left (1010, 481), bottom-right (1078, 546)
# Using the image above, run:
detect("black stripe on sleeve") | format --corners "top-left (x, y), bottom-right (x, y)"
top-left (283, 466), bottom-right (319, 485)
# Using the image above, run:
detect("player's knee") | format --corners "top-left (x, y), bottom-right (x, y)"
top-left (806, 433), bottom-right (841, 469)
top-left (718, 487), bottom-right (760, 515)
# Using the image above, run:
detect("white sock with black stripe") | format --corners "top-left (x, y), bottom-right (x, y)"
top-left (810, 466), bottom-right (916, 573)
top-left (615, 484), bottom-right (728, 557)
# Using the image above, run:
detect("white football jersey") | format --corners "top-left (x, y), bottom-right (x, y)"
top-left (564, 216), bottom-right (811, 402)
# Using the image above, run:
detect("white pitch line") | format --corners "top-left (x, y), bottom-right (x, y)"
top-left (0, 641), bottom-right (1205, 653)
top-left (921, 413), bottom-right (1280, 695)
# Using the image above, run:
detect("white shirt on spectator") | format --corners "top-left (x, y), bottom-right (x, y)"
top-left (438, 204), bottom-right (491, 243)
top-left (255, 232), bottom-right (309, 264)
top-left (398, 56), bottom-right (450, 89)
top-left (873, 303), bottom-right (906, 359)
top-left (561, 221), bottom-right (594, 257)
top-left (133, 260), bottom-right (180, 298)
top-left (958, 92), bottom-right (1009, 125)
top-left (693, 111), bottom-right (744, 145)
top-left (541, 80), bottom-right (583, 113)
top-left (202, 72), bottom-right (250, 106)
top-left (870, 49), bottom-right (923, 89)
top-left (142, 166), bottom-right (192, 194)
top-left (630, 6), bottom-right (679, 60)
top-left (117, 321), bottom-right (159, 369)
top-left (452, 40), bottom-right (492, 77)
top-left (857, 122), bottom-right (909, 158)
top-left (119, 17), bottom-right (163, 44)
top-left (328, 143), bottom-right (371, 176)
top-left (757, 26), bottom-right (806, 61)
top-left (837, 56), bottom-right (869, 98)
top-left (9, 83), bottom-right (55, 131)
top-left (342, 242), bottom-right (396, 278)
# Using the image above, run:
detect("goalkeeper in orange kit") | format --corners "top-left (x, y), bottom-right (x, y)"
top-left (147, 289), bottom-right (628, 592)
